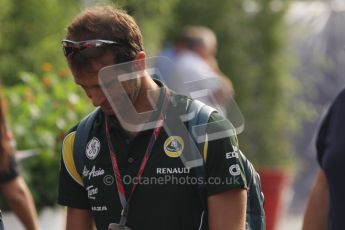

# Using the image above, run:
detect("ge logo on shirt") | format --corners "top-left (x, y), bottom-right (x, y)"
top-left (86, 137), bottom-right (101, 160)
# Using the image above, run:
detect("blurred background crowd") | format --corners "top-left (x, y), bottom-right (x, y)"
top-left (0, 0), bottom-right (344, 229)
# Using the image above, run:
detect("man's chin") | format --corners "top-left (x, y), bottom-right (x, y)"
top-left (101, 107), bottom-right (115, 115)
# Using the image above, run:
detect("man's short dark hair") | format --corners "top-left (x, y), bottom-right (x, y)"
top-left (65, 5), bottom-right (144, 69)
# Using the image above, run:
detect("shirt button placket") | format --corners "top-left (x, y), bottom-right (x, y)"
top-left (128, 157), bottom-right (134, 164)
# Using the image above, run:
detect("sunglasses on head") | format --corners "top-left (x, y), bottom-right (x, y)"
top-left (62, 39), bottom-right (123, 58)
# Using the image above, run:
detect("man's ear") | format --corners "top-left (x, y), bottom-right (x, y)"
top-left (134, 51), bottom-right (146, 60)
top-left (195, 46), bottom-right (209, 60)
top-left (133, 51), bottom-right (146, 72)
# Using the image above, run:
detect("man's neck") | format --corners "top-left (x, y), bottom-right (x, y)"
top-left (133, 76), bottom-right (160, 113)
top-left (117, 75), bottom-right (161, 140)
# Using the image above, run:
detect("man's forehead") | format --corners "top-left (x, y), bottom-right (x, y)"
top-left (69, 51), bottom-right (116, 71)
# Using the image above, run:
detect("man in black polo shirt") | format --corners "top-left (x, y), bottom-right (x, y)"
top-left (303, 88), bottom-right (345, 229)
top-left (58, 5), bottom-right (249, 230)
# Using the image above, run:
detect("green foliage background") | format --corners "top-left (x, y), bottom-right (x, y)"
top-left (0, 0), bottom-right (79, 85)
top-left (4, 69), bottom-right (92, 208)
top-left (0, 0), bottom-right (299, 209)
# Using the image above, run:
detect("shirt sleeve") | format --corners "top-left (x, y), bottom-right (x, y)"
top-left (58, 130), bottom-right (89, 209)
top-left (0, 155), bottom-right (19, 184)
top-left (316, 106), bottom-right (333, 167)
top-left (204, 112), bottom-right (248, 196)
top-left (316, 88), bottom-right (345, 168)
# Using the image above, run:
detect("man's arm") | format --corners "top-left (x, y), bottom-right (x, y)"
top-left (208, 188), bottom-right (247, 230)
top-left (66, 207), bottom-right (95, 230)
top-left (302, 169), bottom-right (329, 230)
top-left (1, 176), bottom-right (39, 230)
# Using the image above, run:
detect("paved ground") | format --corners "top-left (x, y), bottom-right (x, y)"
top-left (3, 208), bottom-right (303, 230)
top-left (279, 214), bottom-right (303, 230)
top-left (3, 208), bottom-right (65, 230)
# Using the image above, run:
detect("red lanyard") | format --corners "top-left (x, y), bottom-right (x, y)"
top-left (105, 90), bottom-right (169, 226)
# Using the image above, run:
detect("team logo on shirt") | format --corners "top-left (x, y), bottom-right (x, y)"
top-left (164, 136), bottom-right (184, 158)
top-left (86, 137), bottom-right (101, 160)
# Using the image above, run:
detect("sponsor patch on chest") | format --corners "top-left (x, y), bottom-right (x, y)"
top-left (86, 137), bottom-right (101, 160)
top-left (82, 165), bottom-right (105, 180)
top-left (86, 185), bottom-right (98, 200)
top-left (156, 167), bottom-right (190, 175)
top-left (163, 136), bottom-right (184, 158)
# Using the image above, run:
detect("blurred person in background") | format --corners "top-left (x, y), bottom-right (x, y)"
top-left (0, 88), bottom-right (39, 230)
top-left (302, 88), bottom-right (345, 230)
top-left (157, 26), bottom-right (234, 114)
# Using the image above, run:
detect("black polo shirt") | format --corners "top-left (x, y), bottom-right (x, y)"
top-left (317, 88), bottom-right (345, 229)
top-left (58, 84), bottom-right (247, 230)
